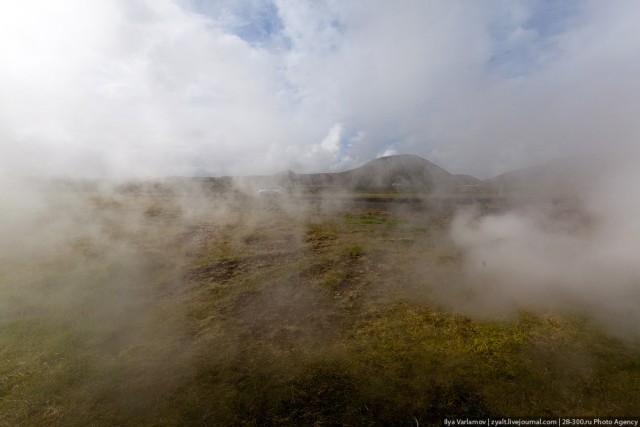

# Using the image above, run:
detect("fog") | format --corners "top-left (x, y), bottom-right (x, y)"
top-left (4, 4), bottom-right (640, 423)
top-left (1, 0), bottom-right (640, 399)
top-left (450, 151), bottom-right (640, 340)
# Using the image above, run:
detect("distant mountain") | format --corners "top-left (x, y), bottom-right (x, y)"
top-left (125, 152), bottom-right (633, 196)
top-left (486, 153), bottom-right (622, 195)
top-left (453, 174), bottom-right (482, 185)
top-left (276, 154), bottom-right (474, 191)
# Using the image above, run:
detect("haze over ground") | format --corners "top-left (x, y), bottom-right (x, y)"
top-left (2, 1), bottom-right (640, 343)
top-left (2, 0), bottom-right (640, 178)
top-left (1, 4), bottom-right (640, 423)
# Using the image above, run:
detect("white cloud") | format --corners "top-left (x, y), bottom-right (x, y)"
top-left (0, 0), bottom-right (293, 177)
top-left (1, 1), bottom-right (639, 178)
top-left (317, 122), bottom-right (342, 155)
top-left (302, 122), bottom-right (357, 172)
top-left (377, 148), bottom-right (398, 158)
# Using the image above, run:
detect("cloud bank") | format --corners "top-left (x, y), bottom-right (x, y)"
top-left (1, 0), bottom-right (640, 178)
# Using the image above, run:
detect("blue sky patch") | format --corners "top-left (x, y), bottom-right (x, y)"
top-left (187, 0), bottom-right (283, 46)
top-left (487, 0), bottom-right (584, 78)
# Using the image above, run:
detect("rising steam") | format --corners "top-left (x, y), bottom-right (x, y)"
top-left (450, 151), bottom-right (640, 340)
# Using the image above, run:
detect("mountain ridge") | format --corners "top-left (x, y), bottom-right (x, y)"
top-left (258, 154), bottom-right (476, 191)
top-left (187, 152), bottom-right (622, 194)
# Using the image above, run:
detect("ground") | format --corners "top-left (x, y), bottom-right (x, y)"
top-left (0, 187), bottom-right (638, 426)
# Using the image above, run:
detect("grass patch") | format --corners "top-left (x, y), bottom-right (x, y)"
top-left (321, 269), bottom-right (347, 290)
top-left (304, 221), bottom-right (340, 252)
top-left (344, 211), bottom-right (399, 227)
top-left (1, 191), bottom-right (639, 425)
top-left (342, 244), bottom-right (365, 258)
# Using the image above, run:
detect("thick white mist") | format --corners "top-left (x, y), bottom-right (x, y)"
top-left (450, 153), bottom-right (640, 340)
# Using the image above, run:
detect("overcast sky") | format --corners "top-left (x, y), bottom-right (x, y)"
top-left (1, 0), bottom-right (639, 178)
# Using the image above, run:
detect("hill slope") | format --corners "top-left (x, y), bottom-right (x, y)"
top-left (286, 154), bottom-right (472, 191)
top-left (486, 153), bottom-right (625, 195)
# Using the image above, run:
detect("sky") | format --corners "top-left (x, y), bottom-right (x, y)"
top-left (1, 0), bottom-right (639, 178)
